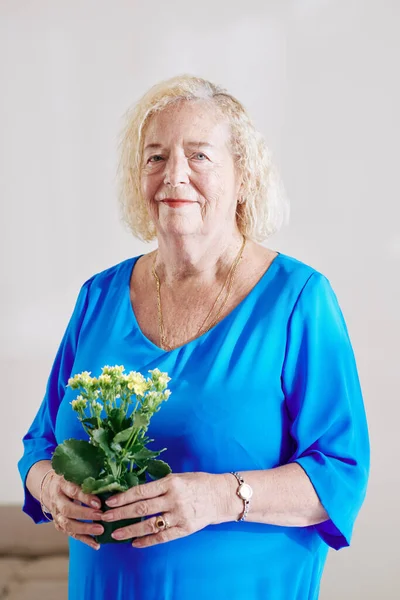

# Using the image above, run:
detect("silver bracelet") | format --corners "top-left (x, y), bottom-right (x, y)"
top-left (39, 468), bottom-right (55, 521)
top-left (230, 472), bottom-right (253, 522)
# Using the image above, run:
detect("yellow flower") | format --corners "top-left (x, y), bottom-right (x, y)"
top-left (102, 365), bottom-right (125, 377)
top-left (141, 387), bottom-right (171, 414)
top-left (99, 373), bottom-right (112, 386)
top-left (70, 395), bottom-right (88, 411)
top-left (91, 400), bottom-right (103, 416)
top-left (148, 368), bottom-right (171, 391)
top-left (68, 377), bottom-right (80, 390)
top-left (126, 372), bottom-right (149, 397)
top-left (68, 371), bottom-right (94, 389)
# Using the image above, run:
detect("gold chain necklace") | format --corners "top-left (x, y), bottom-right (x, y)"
top-left (152, 236), bottom-right (247, 351)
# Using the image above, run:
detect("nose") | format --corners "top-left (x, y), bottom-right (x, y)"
top-left (163, 152), bottom-right (190, 187)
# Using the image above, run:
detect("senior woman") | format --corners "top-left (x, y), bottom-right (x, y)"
top-left (18, 74), bottom-right (369, 600)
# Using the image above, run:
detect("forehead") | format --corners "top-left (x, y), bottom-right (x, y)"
top-left (143, 100), bottom-right (231, 147)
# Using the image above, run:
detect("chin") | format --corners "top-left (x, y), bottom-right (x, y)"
top-left (156, 222), bottom-right (202, 238)
top-left (161, 227), bottom-right (200, 238)
top-left (157, 215), bottom-right (201, 237)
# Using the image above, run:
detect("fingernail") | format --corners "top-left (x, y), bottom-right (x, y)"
top-left (92, 512), bottom-right (103, 519)
top-left (111, 531), bottom-right (123, 539)
top-left (92, 543), bottom-right (100, 551)
top-left (91, 500), bottom-right (101, 508)
top-left (102, 512), bottom-right (114, 521)
top-left (93, 526), bottom-right (104, 534)
top-left (106, 498), bottom-right (117, 506)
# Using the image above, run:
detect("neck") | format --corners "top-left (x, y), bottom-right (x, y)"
top-left (153, 229), bottom-right (245, 286)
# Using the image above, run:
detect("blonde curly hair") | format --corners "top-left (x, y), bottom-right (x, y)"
top-left (117, 74), bottom-right (289, 242)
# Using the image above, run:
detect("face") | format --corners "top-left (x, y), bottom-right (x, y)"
top-left (140, 100), bottom-right (242, 239)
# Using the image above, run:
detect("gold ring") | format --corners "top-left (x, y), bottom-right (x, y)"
top-left (155, 515), bottom-right (170, 531)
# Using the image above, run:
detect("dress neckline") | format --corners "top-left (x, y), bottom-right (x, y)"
top-left (126, 251), bottom-right (283, 354)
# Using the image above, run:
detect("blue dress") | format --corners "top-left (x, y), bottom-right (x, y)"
top-left (18, 252), bottom-right (370, 600)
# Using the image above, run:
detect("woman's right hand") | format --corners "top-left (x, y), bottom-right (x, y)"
top-left (42, 471), bottom-right (104, 550)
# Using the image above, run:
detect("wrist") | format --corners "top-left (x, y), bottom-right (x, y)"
top-left (40, 468), bottom-right (55, 510)
top-left (211, 473), bottom-right (244, 525)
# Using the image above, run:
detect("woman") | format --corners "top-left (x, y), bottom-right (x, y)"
top-left (18, 74), bottom-right (370, 599)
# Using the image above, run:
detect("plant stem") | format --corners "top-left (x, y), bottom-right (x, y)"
top-left (123, 398), bottom-right (141, 451)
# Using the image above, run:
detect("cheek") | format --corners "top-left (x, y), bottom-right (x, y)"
top-left (141, 176), bottom-right (159, 204)
top-left (140, 174), bottom-right (154, 199)
top-left (140, 179), bottom-right (159, 220)
top-left (200, 172), bottom-right (227, 205)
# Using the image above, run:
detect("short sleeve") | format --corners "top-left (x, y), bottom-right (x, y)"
top-left (17, 278), bottom-right (92, 523)
top-left (281, 272), bottom-right (370, 550)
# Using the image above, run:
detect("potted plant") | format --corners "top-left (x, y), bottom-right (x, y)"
top-left (51, 365), bottom-right (172, 544)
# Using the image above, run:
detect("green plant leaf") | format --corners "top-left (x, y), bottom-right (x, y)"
top-left (112, 414), bottom-right (150, 445)
top-left (125, 472), bottom-right (139, 488)
top-left (127, 442), bottom-right (144, 454)
top-left (132, 412), bottom-right (150, 429)
top-left (146, 460), bottom-right (172, 480)
top-left (113, 426), bottom-right (135, 444)
top-left (81, 475), bottom-right (112, 493)
top-left (138, 472), bottom-right (147, 484)
top-left (81, 474), bottom-right (127, 494)
top-left (136, 464), bottom-right (148, 476)
top-left (110, 442), bottom-right (123, 453)
top-left (99, 481), bottom-right (128, 493)
top-left (85, 479), bottom-right (127, 494)
top-left (142, 437), bottom-right (154, 445)
top-left (132, 447), bottom-right (163, 461)
top-left (92, 428), bottom-right (114, 457)
top-left (80, 476), bottom-right (97, 493)
top-left (108, 459), bottom-right (119, 480)
top-left (81, 417), bottom-right (99, 429)
top-left (52, 439), bottom-right (105, 485)
top-left (108, 408), bottom-right (130, 433)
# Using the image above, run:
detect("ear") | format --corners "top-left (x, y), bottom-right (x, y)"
top-left (236, 180), bottom-right (245, 204)
top-left (234, 169), bottom-right (244, 195)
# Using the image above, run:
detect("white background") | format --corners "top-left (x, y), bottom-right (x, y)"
top-left (1, 1), bottom-right (399, 597)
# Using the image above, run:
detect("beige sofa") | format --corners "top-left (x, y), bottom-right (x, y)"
top-left (0, 505), bottom-right (68, 600)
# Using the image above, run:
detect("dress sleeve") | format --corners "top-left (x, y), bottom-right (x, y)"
top-left (281, 272), bottom-right (370, 550)
top-left (17, 278), bottom-right (92, 524)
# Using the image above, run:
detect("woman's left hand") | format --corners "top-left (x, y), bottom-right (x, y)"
top-left (101, 472), bottom-right (233, 547)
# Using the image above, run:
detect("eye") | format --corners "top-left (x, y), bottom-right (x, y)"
top-left (193, 152), bottom-right (207, 160)
top-left (148, 155), bottom-right (163, 163)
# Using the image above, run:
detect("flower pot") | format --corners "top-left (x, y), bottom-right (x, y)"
top-left (93, 491), bottom-right (143, 544)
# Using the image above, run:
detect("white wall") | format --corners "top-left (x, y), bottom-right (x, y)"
top-left (1, 1), bottom-right (398, 598)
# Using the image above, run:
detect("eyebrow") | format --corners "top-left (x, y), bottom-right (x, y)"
top-left (143, 142), bottom-right (215, 152)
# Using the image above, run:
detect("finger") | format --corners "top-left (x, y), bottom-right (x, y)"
top-left (110, 512), bottom-right (174, 541)
top-left (68, 532), bottom-right (101, 551)
top-left (105, 477), bottom-right (169, 508)
top-left (101, 497), bottom-right (169, 523)
top-left (53, 511), bottom-right (105, 539)
top-left (60, 479), bottom-right (102, 509)
top-left (131, 526), bottom-right (183, 548)
top-left (56, 492), bottom-right (104, 521)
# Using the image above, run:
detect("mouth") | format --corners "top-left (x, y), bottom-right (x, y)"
top-left (160, 199), bottom-right (195, 207)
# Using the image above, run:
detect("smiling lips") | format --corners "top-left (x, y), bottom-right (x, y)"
top-left (161, 199), bottom-right (195, 207)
